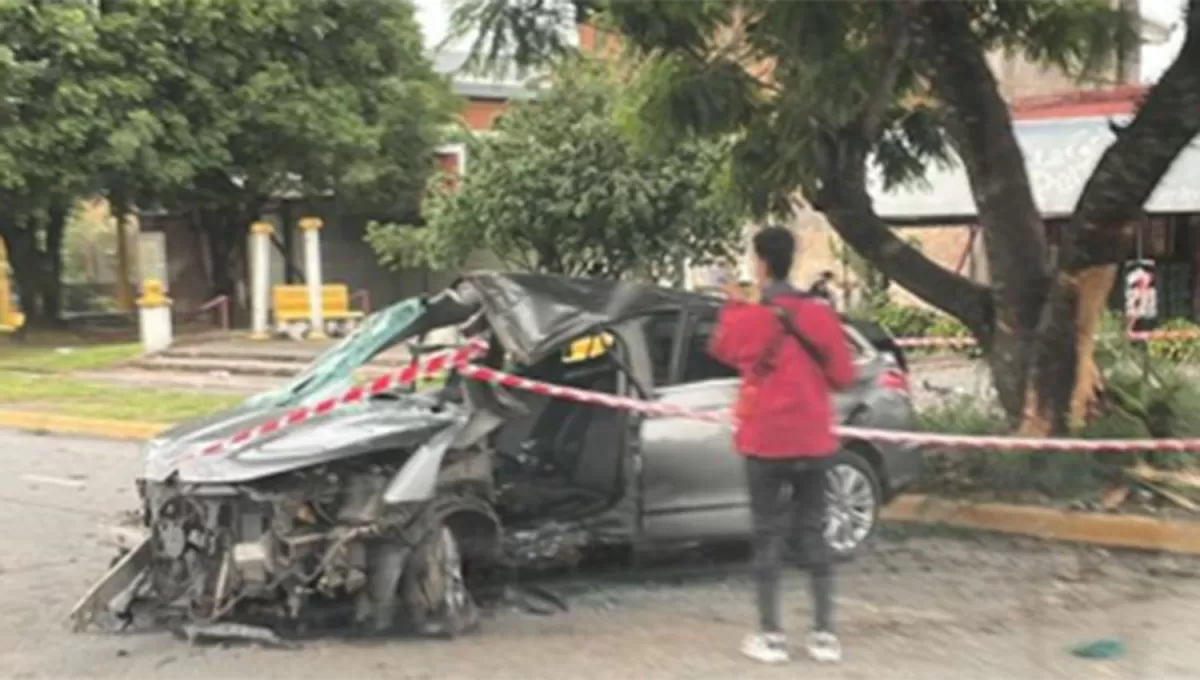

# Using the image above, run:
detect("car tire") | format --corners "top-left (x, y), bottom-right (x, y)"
top-left (822, 448), bottom-right (883, 561)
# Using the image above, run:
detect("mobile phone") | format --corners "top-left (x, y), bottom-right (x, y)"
top-left (706, 266), bottom-right (731, 288)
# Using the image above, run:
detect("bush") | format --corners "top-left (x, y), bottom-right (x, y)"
top-left (872, 303), bottom-right (940, 338)
top-left (927, 315), bottom-right (970, 339)
top-left (915, 328), bottom-right (1200, 501)
top-left (916, 397), bottom-right (1110, 498)
top-left (1146, 317), bottom-right (1200, 363)
top-left (867, 301), bottom-right (970, 340)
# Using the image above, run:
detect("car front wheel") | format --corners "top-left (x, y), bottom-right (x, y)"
top-left (823, 449), bottom-right (882, 559)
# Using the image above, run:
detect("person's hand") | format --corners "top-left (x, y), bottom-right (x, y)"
top-left (721, 279), bottom-right (745, 301)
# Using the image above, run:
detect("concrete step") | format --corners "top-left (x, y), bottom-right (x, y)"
top-left (74, 369), bottom-right (283, 397)
top-left (133, 355), bottom-right (306, 378)
top-left (131, 354), bottom-right (411, 380)
top-left (158, 342), bottom-right (412, 367)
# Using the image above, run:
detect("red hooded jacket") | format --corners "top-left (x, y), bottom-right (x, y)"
top-left (708, 287), bottom-right (856, 458)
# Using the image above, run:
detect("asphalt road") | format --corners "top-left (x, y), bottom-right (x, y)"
top-left (1, 429), bottom-right (1199, 680)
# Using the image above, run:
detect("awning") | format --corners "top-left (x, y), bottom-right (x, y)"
top-left (869, 116), bottom-right (1200, 224)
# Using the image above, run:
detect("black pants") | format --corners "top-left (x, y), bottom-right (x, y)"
top-left (744, 455), bottom-right (835, 635)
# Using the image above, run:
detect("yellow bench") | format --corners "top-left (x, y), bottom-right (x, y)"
top-left (272, 284), bottom-right (363, 338)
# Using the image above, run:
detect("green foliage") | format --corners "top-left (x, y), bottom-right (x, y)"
top-left (451, 0), bottom-right (1133, 218)
top-left (917, 397), bottom-right (1108, 498)
top-left (0, 0), bottom-right (454, 313)
top-left (917, 314), bottom-right (1200, 498)
top-left (829, 236), bottom-right (889, 314)
top-left (927, 314), bottom-right (970, 340)
top-left (1092, 314), bottom-right (1200, 466)
top-left (104, 0), bottom-right (455, 214)
top-left (872, 303), bottom-right (941, 339)
top-left (1146, 317), bottom-right (1200, 363)
top-left (367, 58), bottom-right (743, 280)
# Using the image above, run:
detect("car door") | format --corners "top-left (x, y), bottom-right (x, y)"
top-left (639, 308), bottom-right (751, 542)
top-left (638, 306), bottom-right (878, 545)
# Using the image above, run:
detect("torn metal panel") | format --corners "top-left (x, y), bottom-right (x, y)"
top-left (68, 537), bottom-right (152, 632)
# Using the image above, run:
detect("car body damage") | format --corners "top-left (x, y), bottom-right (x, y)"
top-left (70, 271), bottom-right (921, 641)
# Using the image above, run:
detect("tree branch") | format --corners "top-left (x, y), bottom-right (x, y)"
top-left (815, 133), bottom-right (992, 335)
top-left (859, 6), bottom-right (912, 139)
top-left (1026, 0), bottom-right (1200, 432)
top-left (909, 0), bottom-right (1050, 345)
top-left (1063, 1), bottom-right (1200, 269)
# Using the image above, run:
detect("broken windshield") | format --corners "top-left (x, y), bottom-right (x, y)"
top-left (248, 298), bottom-right (426, 408)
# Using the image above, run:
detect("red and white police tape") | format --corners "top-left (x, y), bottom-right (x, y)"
top-left (190, 337), bottom-right (1200, 456)
top-left (197, 338), bottom-right (491, 456)
top-left (895, 328), bottom-right (1200, 349)
top-left (453, 364), bottom-right (1200, 453)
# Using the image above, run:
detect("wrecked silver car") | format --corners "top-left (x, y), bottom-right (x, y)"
top-left (70, 272), bottom-right (920, 640)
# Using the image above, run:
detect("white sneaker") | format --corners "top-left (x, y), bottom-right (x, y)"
top-left (741, 632), bottom-right (790, 664)
top-left (806, 631), bottom-right (842, 663)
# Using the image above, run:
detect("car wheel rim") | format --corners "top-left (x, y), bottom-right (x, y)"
top-left (823, 463), bottom-right (876, 553)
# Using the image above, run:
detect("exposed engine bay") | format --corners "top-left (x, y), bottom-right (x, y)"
top-left (71, 277), bottom-right (638, 641)
top-left (94, 435), bottom-right (506, 638)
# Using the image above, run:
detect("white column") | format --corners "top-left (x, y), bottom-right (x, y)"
top-left (249, 221), bottom-right (274, 340)
top-left (299, 216), bottom-right (326, 340)
top-left (136, 279), bottom-right (173, 353)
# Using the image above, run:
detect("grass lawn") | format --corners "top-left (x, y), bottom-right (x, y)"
top-left (0, 341), bottom-right (142, 372)
top-left (0, 338), bottom-right (238, 423)
top-left (0, 372), bottom-right (241, 423)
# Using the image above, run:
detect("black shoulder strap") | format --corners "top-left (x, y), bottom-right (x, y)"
top-left (768, 303), bottom-right (826, 370)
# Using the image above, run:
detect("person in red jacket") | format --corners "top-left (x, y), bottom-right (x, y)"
top-left (708, 226), bottom-right (856, 666)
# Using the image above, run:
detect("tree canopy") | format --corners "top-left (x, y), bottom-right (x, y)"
top-left (0, 0), bottom-right (455, 322)
top-left (367, 59), bottom-right (744, 281)
top-left (450, 0), bottom-right (1200, 434)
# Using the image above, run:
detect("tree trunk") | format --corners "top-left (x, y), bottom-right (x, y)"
top-left (194, 205), bottom-right (261, 327)
top-left (111, 197), bottom-right (135, 312)
top-left (815, 136), bottom-right (992, 339)
top-left (910, 1), bottom-right (1051, 421)
top-left (1, 215), bottom-right (60, 328)
top-left (42, 202), bottom-right (68, 323)
top-left (204, 215), bottom-right (241, 306)
top-left (1, 223), bottom-right (38, 323)
top-left (807, 4), bottom-right (996, 341)
top-left (1028, 8), bottom-right (1200, 435)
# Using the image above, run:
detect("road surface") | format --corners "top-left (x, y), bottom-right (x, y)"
top-left (1, 429), bottom-right (1199, 679)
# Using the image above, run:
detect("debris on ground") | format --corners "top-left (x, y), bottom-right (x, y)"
top-left (176, 623), bottom-right (299, 649)
top-left (1099, 485), bottom-right (1130, 511)
top-left (1068, 637), bottom-right (1126, 659)
top-left (500, 584), bottom-right (569, 616)
top-left (1125, 465), bottom-right (1200, 512)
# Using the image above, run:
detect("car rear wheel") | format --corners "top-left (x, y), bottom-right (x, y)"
top-left (823, 449), bottom-right (882, 559)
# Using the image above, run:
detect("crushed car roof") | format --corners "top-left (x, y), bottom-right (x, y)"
top-left (458, 272), bottom-right (720, 365)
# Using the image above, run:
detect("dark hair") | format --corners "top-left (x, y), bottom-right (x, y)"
top-left (752, 226), bottom-right (795, 281)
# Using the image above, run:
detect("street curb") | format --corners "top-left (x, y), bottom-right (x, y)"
top-left (883, 494), bottom-right (1200, 556)
top-left (0, 411), bottom-right (166, 441)
top-left (2, 412), bottom-right (1197, 555)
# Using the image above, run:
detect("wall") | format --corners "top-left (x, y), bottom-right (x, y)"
top-left (988, 0), bottom-right (1140, 101)
top-left (461, 98), bottom-right (510, 131)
